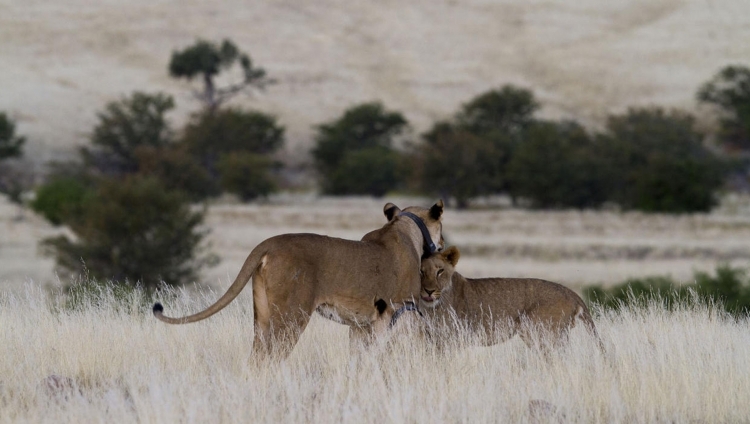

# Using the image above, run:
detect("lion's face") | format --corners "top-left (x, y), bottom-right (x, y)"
top-left (419, 246), bottom-right (460, 309)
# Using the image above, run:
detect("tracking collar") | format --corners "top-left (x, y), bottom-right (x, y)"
top-left (399, 211), bottom-right (439, 256)
top-left (389, 301), bottom-right (423, 329)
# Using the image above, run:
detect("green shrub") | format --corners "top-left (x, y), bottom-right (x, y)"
top-left (312, 102), bottom-right (408, 196)
top-left (325, 147), bottom-right (401, 197)
top-left (217, 152), bottom-right (277, 201)
top-left (180, 108), bottom-right (284, 199)
top-left (31, 176), bottom-right (91, 225)
top-left (507, 121), bottom-right (611, 209)
top-left (135, 145), bottom-right (219, 201)
top-left (81, 92), bottom-right (175, 175)
top-left (602, 107), bottom-right (725, 213)
top-left (584, 264), bottom-right (750, 317)
top-left (182, 108), bottom-right (284, 164)
top-left (414, 125), bottom-right (499, 208)
top-left (42, 176), bottom-right (215, 289)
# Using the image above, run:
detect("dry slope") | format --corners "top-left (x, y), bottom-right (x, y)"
top-left (1, 0), bottom-right (749, 162)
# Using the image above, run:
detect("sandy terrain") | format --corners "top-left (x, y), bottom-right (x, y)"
top-left (2, 0), bottom-right (750, 163)
top-left (3, 194), bottom-right (750, 295)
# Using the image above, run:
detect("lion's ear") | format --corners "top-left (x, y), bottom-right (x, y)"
top-left (443, 246), bottom-right (460, 266)
top-left (384, 203), bottom-right (401, 221)
top-left (429, 199), bottom-right (444, 220)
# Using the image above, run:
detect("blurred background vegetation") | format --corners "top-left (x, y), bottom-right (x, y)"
top-left (1, 37), bottom-right (749, 305)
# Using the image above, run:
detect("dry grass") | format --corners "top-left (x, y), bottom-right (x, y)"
top-left (1, 283), bottom-right (749, 423)
top-left (3, 195), bottom-right (750, 422)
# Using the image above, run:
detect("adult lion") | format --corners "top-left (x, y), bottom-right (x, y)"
top-left (153, 200), bottom-right (444, 357)
top-left (415, 246), bottom-right (602, 350)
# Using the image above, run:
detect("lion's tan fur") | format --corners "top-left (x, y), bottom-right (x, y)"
top-left (419, 246), bottom-right (601, 349)
top-left (154, 201), bottom-right (444, 357)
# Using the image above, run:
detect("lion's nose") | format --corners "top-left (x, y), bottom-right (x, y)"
top-left (425, 289), bottom-right (435, 296)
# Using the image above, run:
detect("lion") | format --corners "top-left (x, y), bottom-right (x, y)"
top-left (153, 200), bottom-right (444, 357)
top-left (415, 246), bottom-right (602, 350)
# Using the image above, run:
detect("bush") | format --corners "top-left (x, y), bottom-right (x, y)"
top-left (312, 102), bottom-right (408, 196)
top-left (134, 145), bottom-right (219, 201)
top-left (180, 108), bottom-right (284, 196)
top-left (182, 108), bottom-right (284, 163)
top-left (602, 107), bottom-right (725, 213)
top-left (217, 152), bottom-right (277, 201)
top-left (697, 65), bottom-right (750, 151)
top-left (42, 176), bottom-right (215, 288)
top-left (81, 92), bottom-right (175, 175)
top-left (507, 121), bottom-right (611, 209)
top-left (584, 264), bottom-right (750, 317)
top-left (31, 176), bottom-right (91, 225)
top-left (325, 147), bottom-right (401, 197)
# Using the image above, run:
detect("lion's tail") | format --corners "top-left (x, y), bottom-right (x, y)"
top-left (153, 248), bottom-right (267, 324)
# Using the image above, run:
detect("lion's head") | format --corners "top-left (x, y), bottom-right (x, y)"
top-left (383, 200), bottom-right (445, 255)
top-left (419, 246), bottom-right (460, 308)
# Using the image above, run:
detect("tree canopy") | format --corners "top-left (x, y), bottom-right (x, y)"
top-left (169, 39), bottom-right (273, 112)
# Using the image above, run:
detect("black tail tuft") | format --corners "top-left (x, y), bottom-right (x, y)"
top-left (152, 303), bottom-right (164, 315)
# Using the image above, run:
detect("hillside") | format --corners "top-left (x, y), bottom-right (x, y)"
top-left (2, 0), bottom-right (749, 164)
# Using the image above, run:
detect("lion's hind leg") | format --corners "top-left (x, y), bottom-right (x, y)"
top-left (252, 271), bottom-right (317, 358)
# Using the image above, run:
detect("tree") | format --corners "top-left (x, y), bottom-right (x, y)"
top-left (0, 113), bottom-right (28, 203)
top-left (603, 107), bottom-right (724, 212)
top-left (507, 121), bottom-right (611, 209)
top-left (697, 65), bottom-right (750, 151)
top-left (312, 102), bottom-right (408, 196)
top-left (413, 85), bottom-right (539, 206)
top-left (169, 38), bottom-right (273, 112)
top-left (81, 92), bottom-right (175, 175)
top-left (415, 123), bottom-right (500, 208)
top-left (0, 113), bottom-right (25, 160)
top-left (42, 176), bottom-right (215, 288)
top-left (456, 85), bottom-right (539, 137)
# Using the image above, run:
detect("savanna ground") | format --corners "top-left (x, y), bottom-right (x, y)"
top-left (2, 195), bottom-right (750, 422)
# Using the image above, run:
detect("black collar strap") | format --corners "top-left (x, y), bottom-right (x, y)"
top-left (389, 301), bottom-right (423, 329)
top-left (399, 211), bottom-right (438, 255)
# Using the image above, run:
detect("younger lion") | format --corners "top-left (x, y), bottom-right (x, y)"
top-left (153, 200), bottom-right (444, 357)
top-left (417, 246), bottom-right (601, 349)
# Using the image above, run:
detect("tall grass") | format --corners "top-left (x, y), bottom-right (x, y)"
top-left (2, 282), bottom-right (749, 423)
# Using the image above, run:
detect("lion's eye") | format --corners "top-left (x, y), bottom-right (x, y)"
top-left (437, 269), bottom-right (444, 277)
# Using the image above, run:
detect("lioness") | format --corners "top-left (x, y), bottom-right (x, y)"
top-left (153, 200), bottom-right (444, 357)
top-left (416, 246), bottom-right (601, 349)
